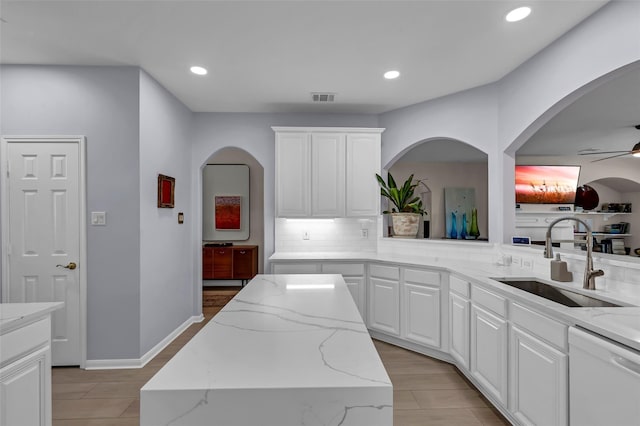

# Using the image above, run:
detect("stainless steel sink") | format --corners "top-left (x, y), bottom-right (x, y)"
top-left (492, 279), bottom-right (623, 308)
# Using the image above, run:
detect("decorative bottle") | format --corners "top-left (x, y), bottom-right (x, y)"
top-left (450, 212), bottom-right (458, 239)
top-left (469, 208), bottom-right (480, 239)
top-left (460, 213), bottom-right (468, 239)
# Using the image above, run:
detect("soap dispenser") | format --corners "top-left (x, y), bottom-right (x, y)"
top-left (550, 253), bottom-right (573, 282)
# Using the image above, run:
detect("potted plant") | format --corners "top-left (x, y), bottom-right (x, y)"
top-left (376, 172), bottom-right (427, 238)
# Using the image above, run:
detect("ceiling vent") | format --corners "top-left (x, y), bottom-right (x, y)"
top-left (311, 92), bottom-right (336, 102)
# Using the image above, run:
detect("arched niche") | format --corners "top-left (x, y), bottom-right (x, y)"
top-left (201, 147), bottom-right (265, 274)
top-left (386, 138), bottom-right (489, 240)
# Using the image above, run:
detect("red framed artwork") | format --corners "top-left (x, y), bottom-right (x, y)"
top-left (215, 196), bottom-right (241, 230)
top-left (157, 174), bottom-right (175, 208)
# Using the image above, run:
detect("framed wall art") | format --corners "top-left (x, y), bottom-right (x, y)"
top-left (215, 195), bottom-right (242, 230)
top-left (157, 174), bottom-right (175, 208)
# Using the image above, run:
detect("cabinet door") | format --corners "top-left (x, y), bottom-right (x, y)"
top-left (202, 247), bottom-right (214, 279)
top-left (368, 277), bottom-right (400, 336)
top-left (449, 292), bottom-right (470, 368)
top-left (213, 248), bottom-right (233, 279)
top-left (470, 305), bottom-right (508, 406)
top-left (345, 133), bottom-right (381, 216)
top-left (0, 346), bottom-right (50, 426)
top-left (344, 276), bottom-right (365, 321)
top-left (510, 326), bottom-right (568, 426)
top-left (232, 247), bottom-right (257, 279)
top-left (311, 133), bottom-right (345, 217)
top-left (403, 283), bottom-right (441, 348)
top-left (275, 132), bottom-right (310, 217)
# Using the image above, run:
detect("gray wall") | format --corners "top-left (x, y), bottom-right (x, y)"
top-left (139, 71), bottom-right (194, 356)
top-left (1, 65), bottom-right (142, 359)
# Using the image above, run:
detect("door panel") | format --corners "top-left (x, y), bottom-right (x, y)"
top-left (6, 140), bottom-right (82, 365)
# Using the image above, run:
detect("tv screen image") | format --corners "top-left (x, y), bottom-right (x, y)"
top-left (515, 165), bottom-right (581, 204)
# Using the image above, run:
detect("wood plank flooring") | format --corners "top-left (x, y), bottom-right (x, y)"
top-left (53, 290), bottom-right (509, 426)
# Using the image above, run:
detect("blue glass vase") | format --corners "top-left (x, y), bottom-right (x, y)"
top-left (450, 212), bottom-right (458, 239)
top-left (460, 213), bottom-right (468, 239)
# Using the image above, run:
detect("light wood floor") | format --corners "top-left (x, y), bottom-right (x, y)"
top-left (53, 298), bottom-right (509, 425)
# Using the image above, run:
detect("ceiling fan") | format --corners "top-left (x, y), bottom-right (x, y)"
top-left (578, 124), bottom-right (640, 162)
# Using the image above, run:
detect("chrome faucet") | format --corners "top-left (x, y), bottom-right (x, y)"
top-left (544, 216), bottom-right (604, 290)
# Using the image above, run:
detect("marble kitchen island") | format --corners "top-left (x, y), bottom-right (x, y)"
top-left (140, 274), bottom-right (392, 426)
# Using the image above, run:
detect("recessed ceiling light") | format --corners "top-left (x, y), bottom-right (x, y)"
top-left (384, 70), bottom-right (400, 80)
top-left (190, 66), bottom-right (208, 76)
top-left (505, 6), bottom-right (531, 22)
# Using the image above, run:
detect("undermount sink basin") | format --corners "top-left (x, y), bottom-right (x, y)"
top-left (492, 279), bottom-right (623, 308)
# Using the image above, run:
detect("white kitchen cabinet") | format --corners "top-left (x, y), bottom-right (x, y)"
top-left (273, 127), bottom-right (383, 218)
top-left (271, 262), bottom-right (320, 274)
top-left (402, 268), bottom-right (441, 348)
top-left (449, 275), bottom-right (470, 369)
top-left (367, 264), bottom-right (400, 336)
top-left (510, 326), bottom-right (568, 426)
top-left (311, 133), bottom-right (345, 217)
top-left (321, 263), bottom-right (366, 320)
top-left (1, 303), bottom-right (62, 426)
top-left (275, 131), bottom-right (310, 217)
top-left (470, 287), bottom-right (508, 406)
top-left (510, 301), bottom-right (568, 426)
top-left (345, 133), bottom-right (381, 217)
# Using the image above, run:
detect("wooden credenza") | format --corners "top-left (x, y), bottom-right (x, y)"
top-left (203, 245), bottom-right (258, 281)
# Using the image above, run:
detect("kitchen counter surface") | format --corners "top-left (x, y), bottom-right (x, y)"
top-left (141, 274), bottom-right (392, 426)
top-left (270, 251), bottom-right (640, 352)
top-left (0, 302), bottom-right (64, 335)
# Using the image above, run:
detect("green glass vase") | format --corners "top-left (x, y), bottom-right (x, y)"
top-left (469, 208), bottom-right (480, 239)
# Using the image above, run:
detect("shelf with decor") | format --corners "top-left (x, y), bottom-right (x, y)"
top-left (574, 233), bottom-right (631, 238)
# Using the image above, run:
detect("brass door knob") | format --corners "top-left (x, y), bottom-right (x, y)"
top-left (56, 262), bottom-right (77, 270)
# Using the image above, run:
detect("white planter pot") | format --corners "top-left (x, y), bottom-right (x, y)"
top-left (391, 213), bottom-right (421, 238)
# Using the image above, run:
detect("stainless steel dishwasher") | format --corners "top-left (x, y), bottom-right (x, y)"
top-left (569, 327), bottom-right (640, 426)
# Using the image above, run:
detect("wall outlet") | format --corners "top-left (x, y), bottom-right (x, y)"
top-left (522, 259), bottom-right (533, 269)
top-left (303, 231), bottom-right (310, 240)
top-left (361, 229), bottom-right (369, 239)
top-left (511, 256), bottom-right (523, 267)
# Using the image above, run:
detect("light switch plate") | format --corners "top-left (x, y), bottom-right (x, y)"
top-left (91, 211), bottom-right (106, 226)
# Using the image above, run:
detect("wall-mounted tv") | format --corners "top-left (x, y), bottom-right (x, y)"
top-left (515, 165), bottom-right (581, 204)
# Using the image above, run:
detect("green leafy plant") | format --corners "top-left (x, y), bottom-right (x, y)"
top-left (376, 172), bottom-right (427, 215)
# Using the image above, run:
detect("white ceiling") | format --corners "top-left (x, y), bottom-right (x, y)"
top-left (0, 0), bottom-right (608, 115)
top-left (3, 0), bottom-right (636, 164)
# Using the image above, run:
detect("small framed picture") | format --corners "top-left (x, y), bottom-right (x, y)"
top-left (157, 174), bottom-right (175, 208)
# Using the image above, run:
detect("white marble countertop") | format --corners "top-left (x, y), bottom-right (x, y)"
top-left (141, 274), bottom-right (392, 426)
top-left (0, 302), bottom-right (64, 335)
top-left (270, 251), bottom-right (640, 352)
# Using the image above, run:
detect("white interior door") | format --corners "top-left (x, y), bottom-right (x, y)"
top-left (3, 137), bottom-right (85, 366)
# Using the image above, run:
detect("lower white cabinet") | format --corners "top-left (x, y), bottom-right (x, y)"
top-left (321, 263), bottom-right (366, 320)
top-left (470, 304), bottom-right (508, 405)
top-left (402, 268), bottom-right (441, 348)
top-left (449, 276), bottom-right (470, 369)
top-left (1, 315), bottom-right (54, 426)
top-left (510, 326), bottom-right (568, 426)
top-left (367, 264), bottom-right (400, 336)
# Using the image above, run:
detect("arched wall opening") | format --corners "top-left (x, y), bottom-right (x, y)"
top-left (195, 147), bottom-right (265, 294)
top-left (384, 137), bottom-right (489, 240)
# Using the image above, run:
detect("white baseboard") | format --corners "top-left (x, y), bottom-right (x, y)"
top-left (84, 314), bottom-right (204, 370)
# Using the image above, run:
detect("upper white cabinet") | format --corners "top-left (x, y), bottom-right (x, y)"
top-left (274, 127), bottom-right (383, 218)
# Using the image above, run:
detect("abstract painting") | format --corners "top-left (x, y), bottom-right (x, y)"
top-left (215, 196), bottom-right (241, 230)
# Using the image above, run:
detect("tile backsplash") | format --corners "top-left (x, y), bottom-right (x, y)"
top-left (275, 217), bottom-right (377, 252)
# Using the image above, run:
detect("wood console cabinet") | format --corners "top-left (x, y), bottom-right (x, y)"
top-left (203, 245), bottom-right (258, 281)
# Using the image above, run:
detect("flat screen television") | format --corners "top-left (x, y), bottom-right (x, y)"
top-left (515, 165), bottom-right (581, 204)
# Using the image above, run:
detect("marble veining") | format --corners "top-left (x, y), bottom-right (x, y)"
top-left (141, 274), bottom-right (392, 426)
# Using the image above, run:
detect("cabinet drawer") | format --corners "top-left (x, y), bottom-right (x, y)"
top-left (404, 268), bottom-right (440, 286)
top-left (213, 249), bottom-right (233, 279)
top-left (321, 263), bottom-right (364, 276)
top-left (272, 263), bottom-right (320, 274)
top-left (511, 302), bottom-right (568, 350)
top-left (369, 264), bottom-right (399, 280)
top-left (450, 275), bottom-right (470, 298)
top-left (0, 317), bottom-right (50, 367)
top-left (472, 286), bottom-right (507, 317)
